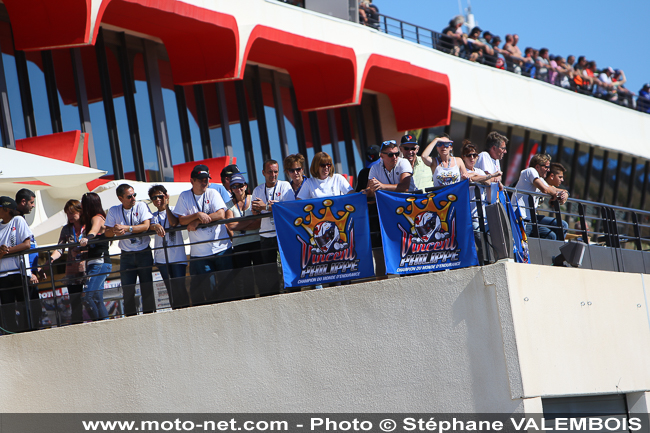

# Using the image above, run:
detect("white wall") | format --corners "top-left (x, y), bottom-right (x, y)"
top-left (1, 262), bottom-right (649, 413)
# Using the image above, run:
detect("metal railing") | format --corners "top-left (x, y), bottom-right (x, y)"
top-left (368, 13), bottom-right (648, 114)
top-left (2, 187), bottom-right (650, 334)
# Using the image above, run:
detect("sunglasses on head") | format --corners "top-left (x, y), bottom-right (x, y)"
top-left (150, 194), bottom-right (164, 200)
top-left (320, 163), bottom-right (332, 168)
top-left (125, 193), bottom-right (137, 199)
top-left (381, 140), bottom-right (397, 150)
top-left (383, 152), bottom-right (399, 158)
top-left (288, 167), bottom-right (303, 173)
top-left (436, 141), bottom-right (453, 148)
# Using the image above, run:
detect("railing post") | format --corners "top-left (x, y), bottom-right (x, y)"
top-left (631, 212), bottom-right (642, 251)
top-left (399, 20), bottom-right (404, 39)
top-left (47, 252), bottom-right (62, 327)
top-left (415, 26), bottom-right (420, 44)
top-left (382, 15), bottom-right (387, 34)
top-left (528, 195), bottom-right (539, 238)
top-left (19, 255), bottom-right (33, 331)
top-left (578, 203), bottom-right (590, 244)
top-left (552, 200), bottom-right (565, 241)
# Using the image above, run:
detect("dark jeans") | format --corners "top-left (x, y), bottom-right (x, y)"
top-left (67, 283), bottom-right (84, 325)
top-left (120, 247), bottom-right (155, 316)
top-left (259, 236), bottom-right (281, 295)
top-left (157, 263), bottom-right (189, 309)
top-left (0, 274), bottom-right (28, 333)
top-left (188, 250), bottom-right (233, 306)
top-left (526, 215), bottom-right (569, 241)
top-left (232, 241), bottom-right (263, 299)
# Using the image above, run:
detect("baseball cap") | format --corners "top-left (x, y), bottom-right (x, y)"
top-left (229, 173), bottom-right (246, 186)
top-left (191, 164), bottom-right (211, 180)
top-left (0, 196), bottom-right (17, 210)
top-left (220, 164), bottom-right (240, 178)
top-left (400, 134), bottom-right (417, 145)
top-left (606, 67), bottom-right (614, 74)
top-left (366, 145), bottom-right (380, 162)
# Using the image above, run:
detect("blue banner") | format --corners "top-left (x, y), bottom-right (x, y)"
top-left (376, 180), bottom-right (478, 274)
top-left (273, 193), bottom-right (375, 287)
top-left (499, 191), bottom-right (530, 264)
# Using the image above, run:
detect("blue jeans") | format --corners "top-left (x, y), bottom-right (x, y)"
top-left (157, 263), bottom-right (189, 309)
top-left (84, 262), bottom-right (112, 320)
top-left (526, 216), bottom-right (569, 241)
top-left (120, 247), bottom-right (155, 316)
top-left (189, 249), bottom-right (233, 305)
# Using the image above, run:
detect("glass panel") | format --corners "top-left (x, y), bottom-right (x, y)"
top-left (587, 148), bottom-right (605, 201)
top-left (602, 152), bottom-right (617, 205)
top-left (544, 135), bottom-right (558, 160)
top-left (469, 118), bottom-right (487, 148)
top-left (572, 143), bottom-right (589, 201)
top-left (631, 160), bottom-right (646, 210)
top-left (24, 51), bottom-right (52, 136)
top-left (559, 140), bottom-right (574, 181)
top-left (183, 85), bottom-right (203, 162)
top-left (244, 77), bottom-right (265, 177)
top-left (527, 131), bottom-right (543, 168)
top-left (448, 112), bottom-right (466, 148)
top-left (504, 127), bottom-right (524, 186)
top-left (79, 45), bottom-right (113, 176)
top-left (221, 81), bottom-right (248, 177)
top-left (616, 155), bottom-right (632, 207)
top-left (158, 58), bottom-right (184, 166)
top-left (132, 52), bottom-right (160, 181)
top-left (280, 86), bottom-right (299, 157)
top-left (51, 49), bottom-right (81, 133)
top-left (360, 93), bottom-right (378, 148)
top-left (0, 22), bottom-right (25, 140)
top-left (260, 81), bottom-right (283, 161)
top-left (202, 83), bottom-right (225, 159)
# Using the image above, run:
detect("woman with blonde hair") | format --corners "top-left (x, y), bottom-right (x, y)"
top-left (297, 152), bottom-right (353, 199)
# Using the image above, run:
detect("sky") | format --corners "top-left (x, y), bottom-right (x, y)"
top-left (376, 0), bottom-right (650, 95)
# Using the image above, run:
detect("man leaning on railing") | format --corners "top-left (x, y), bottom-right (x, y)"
top-left (514, 154), bottom-right (568, 241)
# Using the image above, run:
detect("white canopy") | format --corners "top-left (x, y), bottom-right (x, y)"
top-left (0, 147), bottom-right (106, 192)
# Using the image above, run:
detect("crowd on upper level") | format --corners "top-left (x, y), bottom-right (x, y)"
top-left (439, 15), bottom-right (649, 112)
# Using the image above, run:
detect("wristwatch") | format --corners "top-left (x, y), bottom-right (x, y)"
top-left (129, 226), bottom-right (133, 233)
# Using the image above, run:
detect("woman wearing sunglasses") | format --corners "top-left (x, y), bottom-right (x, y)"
top-left (297, 152), bottom-right (353, 199)
top-left (421, 136), bottom-right (469, 187)
top-left (283, 154), bottom-right (307, 199)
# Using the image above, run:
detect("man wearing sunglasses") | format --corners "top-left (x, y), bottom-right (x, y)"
top-left (105, 183), bottom-right (155, 316)
top-left (366, 140), bottom-right (415, 196)
top-left (475, 131), bottom-right (508, 184)
top-left (399, 134), bottom-right (433, 190)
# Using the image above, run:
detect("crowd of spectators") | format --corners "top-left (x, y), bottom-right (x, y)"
top-left (359, 0), bottom-right (379, 29)
top-left (437, 15), bottom-right (648, 112)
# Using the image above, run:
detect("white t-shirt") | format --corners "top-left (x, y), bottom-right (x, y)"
top-left (475, 151), bottom-right (501, 175)
top-left (252, 180), bottom-right (294, 239)
top-left (0, 216), bottom-right (33, 277)
top-left (105, 201), bottom-right (153, 252)
top-left (514, 167), bottom-right (546, 221)
top-left (368, 158), bottom-right (416, 191)
top-left (151, 207), bottom-right (187, 265)
top-left (173, 188), bottom-right (230, 257)
top-left (226, 198), bottom-right (260, 247)
top-left (296, 174), bottom-right (353, 200)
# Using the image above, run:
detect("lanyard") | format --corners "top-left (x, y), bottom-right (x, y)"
top-left (121, 205), bottom-right (135, 226)
top-left (192, 193), bottom-right (206, 213)
top-left (72, 225), bottom-right (84, 242)
top-left (265, 184), bottom-right (278, 204)
top-left (383, 162), bottom-right (396, 184)
top-left (235, 196), bottom-right (248, 217)
top-left (291, 177), bottom-right (304, 199)
top-left (155, 211), bottom-right (169, 229)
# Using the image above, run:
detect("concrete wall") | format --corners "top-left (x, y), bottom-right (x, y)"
top-left (1, 262), bottom-right (649, 413)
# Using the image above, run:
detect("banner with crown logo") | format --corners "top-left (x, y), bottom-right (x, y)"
top-left (375, 180), bottom-right (478, 275)
top-left (273, 193), bottom-right (375, 287)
